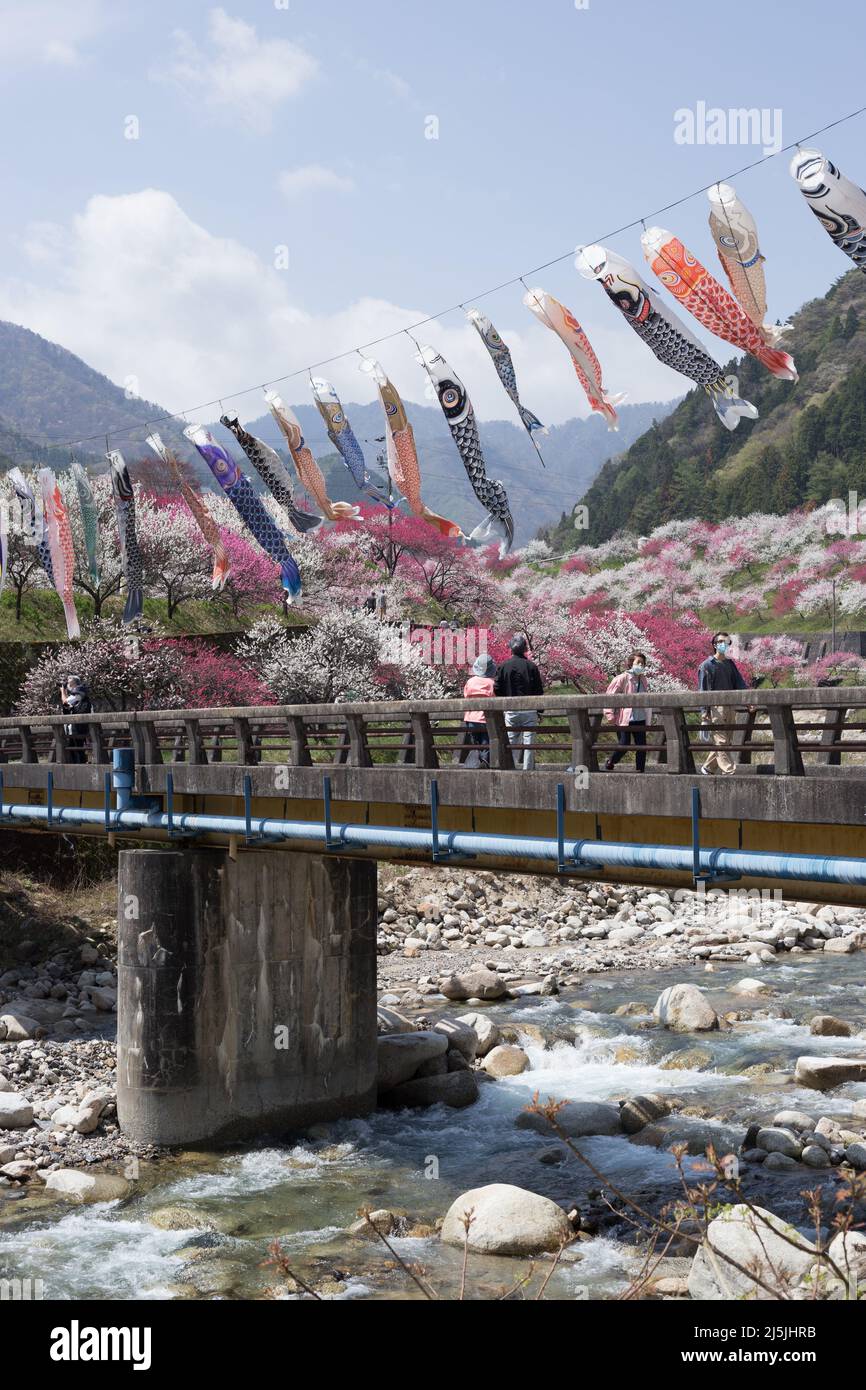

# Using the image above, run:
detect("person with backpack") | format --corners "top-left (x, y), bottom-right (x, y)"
top-left (493, 635), bottom-right (544, 770)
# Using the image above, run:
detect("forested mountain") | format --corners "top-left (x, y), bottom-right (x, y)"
top-left (545, 269), bottom-right (866, 548)
top-left (0, 316), bottom-right (672, 544)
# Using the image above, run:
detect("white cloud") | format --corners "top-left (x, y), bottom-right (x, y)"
top-left (0, 0), bottom-right (108, 68)
top-left (0, 189), bottom-right (684, 432)
top-left (152, 7), bottom-right (318, 132)
top-left (277, 165), bottom-right (355, 200)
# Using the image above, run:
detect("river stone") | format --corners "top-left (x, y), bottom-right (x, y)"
top-left (823, 936), bottom-right (858, 954)
top-left (440, 969), bottom-right (506, 1002)
top-left (619, 1094), bottom-right (670, 1135)
top-left (772, 1109), bottom-right (815, 1132)
top-left (43, 1169), bottom-right (130, 1203)
top-left (755, 1127), bottom-right (802, 1160)
top-left (377, 1007), bottom-right (415, 1035)
top-left (515, 1100), bottom-right (621, 1139)
top-left (763, 1151), bottom-right (799, 1172)
top-left (828, 1230), bottom-right (866, 1272)
top-left (731, 978), bottom-right (774, 996)
top-left (0, 1093), bottom-right (33, 1128)
top-left (809, 1015), bottom-right (852, 1037)
top-left (441, 1183), bottom-right (571, 1256)
top-left (384, 1070), bottom-right (479, 1110)
top-left (845, 1142), bottom-right (866, 1171)
top-left (653, 983), bottom-right (719, 1032)
top-left (377, 1032), bottom-right (448, 1091)
top-left (794, 1057), bottom-right (866, 1090)
top-left (482, 1045), bottom-right (529, 1078)
top-left (457, 1012), bottom-right (500, 1057)
top-left (433, 1017), bottom-right (477, 1062)
top-left (801, 1144), bottom-right (831, 1168)
top-left (660, 1047), bottom-right (713, 1071)
top-left (149, 1205), bottom-right (215, 1231)
top-left (0, 1014), bottom-right (41, 1042)
top-left (414, 1054), bottom-right (449, 1078)
top-left (688, 1204), bottom-right (816, 1300)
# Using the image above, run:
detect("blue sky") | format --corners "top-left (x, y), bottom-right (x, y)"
top-left (1, 0), bottom-right (865, 428)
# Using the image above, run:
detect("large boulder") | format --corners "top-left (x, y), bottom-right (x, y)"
top-left (383, 1070), bottom-right (479, 1110)
top-left (794, 1057), bottom-right (866, 1091)
top-left (755, 1127), bottom-right (802, 1160)
top-left (433, 1017), bottom-right (478, 1062)
top-left (482, 1045), bottom-right (529, 1078)
top-left (376, 1007), bottom-right (415, 1035)
top-left (440, 970), bottom-right (507, 1002)
top-left (515, 1100), bottom-right (621, 1139)
top-left (619, 1094), bottom-right (671, 1135)
top-left (653, 983), bottom-right (719, 1033)
top-left (457, 1012), bottom-right (500, 1057)
top-left (688, 1204), bottom-right (816, 1300)
top-left (377, 1031), bottom-right (448, 1091)
top-left (43, 1169), bottom-right (130, 1203)
top-left (0, 1014), bottom-right (42, 1043)
top-left (441, 1183), bottom-right (571, 1256)
top-left (0, 1093), bottom-right (33, 1129)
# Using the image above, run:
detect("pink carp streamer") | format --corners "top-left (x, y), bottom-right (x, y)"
top-left (265, 392), bottom-right (361, 523)
top-left (524, 287), bottom-right (625, 429)
top-left (146, 433), bottom-right (231, 591)
top-left (39, 469), bottom-right (80, 639)
top-left (641, 227), bottom-right (798, 381)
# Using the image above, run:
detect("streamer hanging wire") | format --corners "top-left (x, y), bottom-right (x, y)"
top-left (37, 100), bottom-right (866, 453)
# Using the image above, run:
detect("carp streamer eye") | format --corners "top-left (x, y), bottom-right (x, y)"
top-left (442, 387), bottom-right (460, 408)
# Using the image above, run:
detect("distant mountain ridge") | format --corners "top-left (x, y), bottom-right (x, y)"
top-left (0, 317), bottom-right (675, 544)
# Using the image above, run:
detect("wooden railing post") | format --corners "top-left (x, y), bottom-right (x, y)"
top-left (567, 708), bottom-right (599, 773)
top-left (50, 721), bottom-right (69, 765)
top-left (343, 713), bottom-right (372, 767)
top-left (286, 715), bottom-right (312, 767)
top-left (485, 710), bottom-right (515, 770)
top-left (398, 722), bottom-right (415, 765)
top-left (817, 704), bottom-right (847, 766)
top-left (131, 719), bottom-right (160, 765)
top-left (410, 712), bottom-right (438, 769)
top-left (183, 720), bottom-right (206, 765)
top-left (658, 706), bottom-right (695, 774)
top-left (768, 703), bottom-right (804, 776)
top-left (18, 724), bottom-right (37, 764)
top-left (731, 707), bottom-right (756, 766)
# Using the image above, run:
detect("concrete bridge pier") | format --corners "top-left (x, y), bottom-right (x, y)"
top-left (116, 846), bottom-right (378, 1146)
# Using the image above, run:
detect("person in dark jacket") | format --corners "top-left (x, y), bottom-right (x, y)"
top-left (698, 632), bottom-right (748, 775)
top-left (60, 675), bottom-right (92, 765)
top-left (494, 635), bottom-right (544, 770)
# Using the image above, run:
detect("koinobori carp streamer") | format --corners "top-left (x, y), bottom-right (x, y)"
top-left (70, 460), bottom-right (100, 588)
top-left (264, 392), bottom-right (361, 524)
top-left (146, 432), bottom-right (232, 591)
top-left (790, 148), bottom-right (866, 274)
top-left (219, 415), bottom-right (322, 535)
top-left (706, 183), bottom-right (790, 345)
top-left (576, 243), bottom-right (758, 431)
top-left (523, 287), bottom-right (625, 429)
top-left (465, 308), bottom-right (546, 463)
top-left (8, 467), bottom-right (54, 584)
top-left (107, 450), bottom-right (144, 624)
top-left (38, 469), bottom-right (80, 640)
top-left (310, 379), bottom-right (390, 505)
top-left (641, 227), bottom-right (798, 381)
top-left (359, 358), bottom-right (461, 538)
top-left (184, 423), bottom-right (302, 600)
top-left (416, 343), bottom-right (514, 554)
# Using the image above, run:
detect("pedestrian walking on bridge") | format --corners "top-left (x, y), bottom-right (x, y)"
top-left (494, 635), bottom-right (544, 770)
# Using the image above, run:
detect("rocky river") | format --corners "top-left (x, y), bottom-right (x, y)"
top-left (1, 869), bottom-right (865, 1300)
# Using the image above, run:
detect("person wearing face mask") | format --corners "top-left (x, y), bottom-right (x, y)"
top-left (603, 652), bottom-right (652, 772)
top-left (698, 631), bottom-right (749, 775)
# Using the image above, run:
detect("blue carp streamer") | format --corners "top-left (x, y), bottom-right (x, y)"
top-left (184, 424), bottom-right (302, 600)
top-left (310, 378), bottom-right (391, 505)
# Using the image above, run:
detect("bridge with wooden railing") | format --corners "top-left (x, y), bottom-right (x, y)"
top-left (3, 686), bottom-right (864, 1147)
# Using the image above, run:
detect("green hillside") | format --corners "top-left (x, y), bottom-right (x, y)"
top-left (545, 269), bottom-right (866, 547)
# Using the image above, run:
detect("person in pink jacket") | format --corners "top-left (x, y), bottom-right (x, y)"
top-left (603, 652), bottom-right (652, 772)
top-left (462, 653), bottom-right (497, 767)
